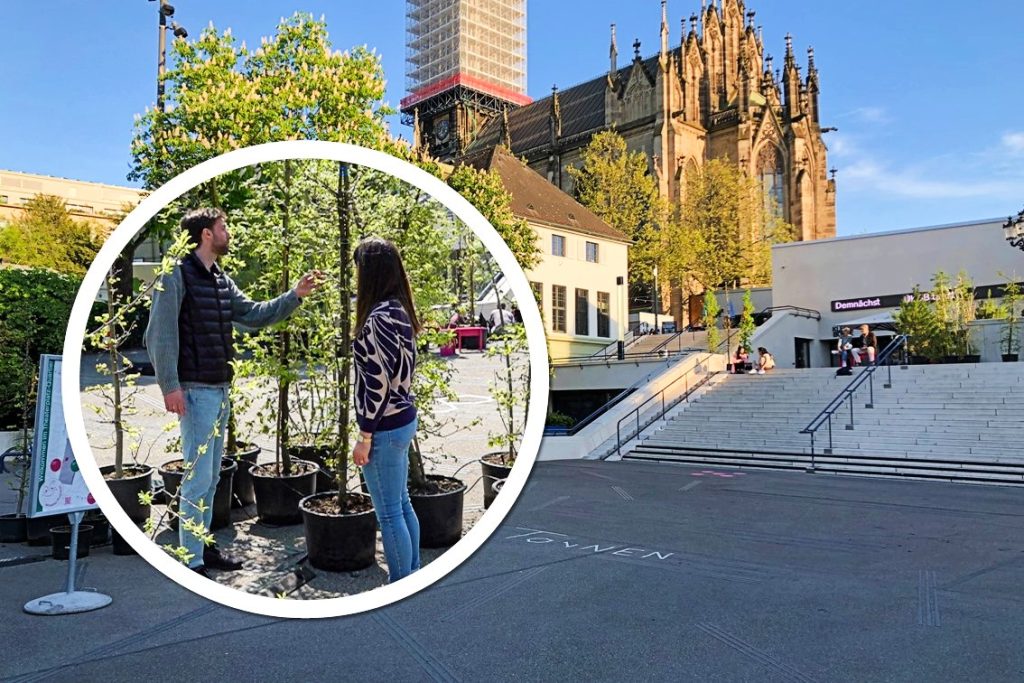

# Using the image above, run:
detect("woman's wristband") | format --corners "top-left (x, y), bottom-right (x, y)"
top-left (358, 432), bottom-right (373, 444)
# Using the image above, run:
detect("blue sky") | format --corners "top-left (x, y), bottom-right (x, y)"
top-left (1, 1), bottom-right (1022, 235)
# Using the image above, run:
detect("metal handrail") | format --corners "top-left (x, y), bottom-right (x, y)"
top-left (615, 354), bottom-right (718, 456)
top-left (800, 334), bottom-right (910, 467)
top-left (551, 346), bottom-right (701, 366)
top-left (590, 329), bottom-right (637, 359)
top-left (756, 305), bottom-right (822, 321)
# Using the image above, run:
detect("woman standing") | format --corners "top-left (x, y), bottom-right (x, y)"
top-left (351, 237), bottom-right (421, 583)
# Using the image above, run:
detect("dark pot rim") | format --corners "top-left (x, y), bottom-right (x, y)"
top-left (100, 463), bottom-right (155, 480)
top-left (49, 524), bottom-right (94, 534)
top-left (481, 451), bottom-right (515, 469)
top-left (409, 474), bottom-right (467, 499)
top-left (0, 512), bottom-right (27, 520)
top-left (298, 491), bottom-right (375, 518)
top-left (227, 441), bottom-right (261, 457)
top-left (159, 457), bottom-right (237, 475)
top-left (250, 458), bottom-right (318, 480)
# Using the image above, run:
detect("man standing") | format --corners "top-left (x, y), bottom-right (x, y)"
top-left (145, 208), bottom-right (321, 577)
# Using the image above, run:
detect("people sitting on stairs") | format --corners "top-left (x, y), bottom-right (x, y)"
top-left (853, 324), bottom-right (878, 365)
top-left (732, 345), bottom-right (750, 374)
top-left (748, 347), bottom-right (775, 374)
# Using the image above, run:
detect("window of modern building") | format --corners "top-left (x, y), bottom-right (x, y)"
top-left (552, 234), bottom-right (566, 257)
top-left (575, 288), bottom-right (589, 336)
top-left (586, 241), bottom-right (599, 263)
top-left (597, 291), bottom-right (611, 338)
top-left (552, 285), bottom-right (567, 333)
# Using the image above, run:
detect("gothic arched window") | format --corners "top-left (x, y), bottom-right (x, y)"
top-left (757, 144), bottom-right (785, 219)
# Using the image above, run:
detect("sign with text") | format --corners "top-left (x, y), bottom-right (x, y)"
top-left (26, 355), bottom-right (96, 517)
top-left (831, 281), bottom-right (1024, 313)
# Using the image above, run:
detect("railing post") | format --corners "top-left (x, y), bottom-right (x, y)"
top-left (867, 373), bottom-right (874, 409)
top-left (636, 411), bottom-right (640, 440)
top-left (616, 422), bottom-right (622, 457)
top-left (808, 431), bottom-right (816, 472)
top-left (886, 354), bottom-right (893, 389)
top-left (661, 390), bottom-right (665, 416)
top-left (847, 395), bottom-right (855, 430)
top-left (827, 414), bottom-right (833, 453)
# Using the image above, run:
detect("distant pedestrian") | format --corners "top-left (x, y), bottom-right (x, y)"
top-left (511, 305), bottom-right (523, 324)
top-left (733, 345), bottom-right (750, 374)
top-left (488, 302), bottom-right (515, 335)
top-left (854, 324), bottom-right (878, 364)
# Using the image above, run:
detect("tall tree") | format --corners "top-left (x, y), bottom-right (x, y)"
top-left (567, 132), bottom-right (664, 295)
top-left (0, 195), bottom-right (100, 274)
top-left (664, 158), bottom-right (794, 299)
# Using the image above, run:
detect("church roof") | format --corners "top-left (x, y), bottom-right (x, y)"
top-left (465, 55), bottom-right (664, 157)
top-left (459, 146), bottom-right (630, 244)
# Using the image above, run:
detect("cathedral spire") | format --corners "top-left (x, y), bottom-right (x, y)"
top-left (610, 23), bottom-right (618, 78)
top-left (784, 33), bottom-right (795, 68)
top-left (633, 38), bottom-right (642, 61)
top-left (549, 84), bottom-right (562, 142)
top-left (660, 0), bottom-right (669, 63)
top-left (500, 105), bottom-right (512, 149)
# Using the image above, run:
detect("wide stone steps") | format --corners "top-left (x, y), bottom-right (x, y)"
top-left (623, 365), bottom-right (1024, 486)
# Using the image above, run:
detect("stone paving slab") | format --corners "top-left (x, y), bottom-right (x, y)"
top-left (2, 460), bottom-right (1023, 681)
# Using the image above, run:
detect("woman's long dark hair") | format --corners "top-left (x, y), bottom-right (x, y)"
top-left (353, 237), bottom-right (421, 334)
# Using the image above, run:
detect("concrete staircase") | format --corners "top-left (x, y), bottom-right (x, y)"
top-left (626, 331), bottom-right (707, 355)
top-left (624, 364), bottom-right (1024, 485)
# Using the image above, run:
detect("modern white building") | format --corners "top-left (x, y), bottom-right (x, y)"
top-left (758, 218), bottom-right (1023, 368)
top-left (463, 146), bottom-right (631, 359)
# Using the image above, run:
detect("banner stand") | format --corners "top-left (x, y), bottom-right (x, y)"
top-left (24, 510), bottom-right (112, 615)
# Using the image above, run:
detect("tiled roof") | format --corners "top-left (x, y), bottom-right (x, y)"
top-left (459, 146), bottom-right (630, 244)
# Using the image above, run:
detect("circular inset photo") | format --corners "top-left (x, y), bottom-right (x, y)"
top-left (63, 142), bottom-right (549, 618)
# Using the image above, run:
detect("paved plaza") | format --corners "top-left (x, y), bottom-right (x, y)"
top-left (3, 460), bottom-right (1022, 681)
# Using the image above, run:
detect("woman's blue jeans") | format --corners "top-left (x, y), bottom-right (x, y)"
top-left (361, 418), bottom-right (420, 583)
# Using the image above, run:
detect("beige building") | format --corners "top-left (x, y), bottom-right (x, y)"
top-left (463, 146), bottom-right (630, 358)
top-left (0, 169), bottom-right (165, 265)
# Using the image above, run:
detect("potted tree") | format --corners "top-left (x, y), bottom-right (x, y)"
top-left (481, 323), bottom-right (529, 510)
top-left (1000, 274), bottom-right (1021, 362)
top-left (894, 287), bottom-right (939, 364)
top-left (298, 161), bottom-right (376, 571)
top-left (0, 336), bottom-right (34, 543)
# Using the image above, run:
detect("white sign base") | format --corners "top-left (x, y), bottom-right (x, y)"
top-left (23, 511), bottom-right (111, 615)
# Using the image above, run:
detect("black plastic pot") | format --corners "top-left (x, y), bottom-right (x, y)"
top-left (84, 513), bottom-right (110, 547)
top-left (299, 492), bottom-right (377, 571)
top-left (251, 459), bottom-right (318, 525)
top-left (963, 354), bottom-right (981, 363)
top-left (910, 355), bottom-right (931, 365)
top-left (50, 524), bottom-right (93, 560)
top-left (288, 445), bottom-right (337, 493)
top-left (481, 455), bottom-right (513, 510)
top-left (1003, 353), bottom-right (1019, 363)
top-left (27, 513), bottom-right (65, 546)
top-left (111, 528), bottom-right (137, 556)
top-left (100, 464), bottom-right (154, 526)
top-left (159, 458), bottom-right (237, 531)
top-left (0, 513), bottom-right (27, 543)
top-left (227, 442), bottom-right (261, 508)
top-left (410, 475), bottom-right (466, 548)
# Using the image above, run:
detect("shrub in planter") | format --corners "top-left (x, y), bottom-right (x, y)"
top-left (1000, 274), bottom-right (1022, 362)
top-left (481, 323), bottom-right (529, 510)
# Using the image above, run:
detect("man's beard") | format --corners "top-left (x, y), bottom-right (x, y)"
top-left (214, 240), bottom-right (230, 256)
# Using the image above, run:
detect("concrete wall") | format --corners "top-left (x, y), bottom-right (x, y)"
top-left (971, 319), bottom-right (1024, 362)
top-left (538, 352), bottom-right (727, 461)
top-left (550, 356), bottom-right (686, 392)
top-left (714, 287), bottom-right (773, 317)
top-left (526, 220), bottom-right (629, 359)
top-left (750, 311), bottom-right (826, 369)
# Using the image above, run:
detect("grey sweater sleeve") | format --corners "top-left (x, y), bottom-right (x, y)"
top-left (144, 266), bottom-right (184, 396)
top-left (226, 275), bottom-right (301, 328)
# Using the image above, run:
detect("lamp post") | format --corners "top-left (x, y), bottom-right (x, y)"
top-left (1004, 209), bottom-right (1024, 252)
top-left (652, 264), bottom-right (660, 333)
top-left (152, 0), bottom-right (188, 112)
top-left (617, 275), bottom-right (625, 360)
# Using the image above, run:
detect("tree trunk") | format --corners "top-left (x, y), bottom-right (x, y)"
top-left (336, 162), bottom-right (353, 509)
top-left (408, 437), bottom-right (427, 490)
top-left (278, 160), bottom-right (293, 474)
top-left (107, 273), bottom-right (125, 478)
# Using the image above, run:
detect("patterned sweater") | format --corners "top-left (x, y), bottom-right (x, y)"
top-left (353, 299), bottom-right (417, 434)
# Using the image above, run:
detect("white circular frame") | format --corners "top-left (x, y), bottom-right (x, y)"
top-left (62, 141), bottom-right (550, 619)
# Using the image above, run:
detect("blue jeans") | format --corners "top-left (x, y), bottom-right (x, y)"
top-left (178, 386), bottom-right (230, 568)
top-left (361, 418), bottom-right (420, 583)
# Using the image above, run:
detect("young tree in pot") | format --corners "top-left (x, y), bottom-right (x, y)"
top-left (894, 287), bottom-right (940, 364)
top-left (299, 161), bottom-right (377, 572)
top-left (952, 270), bottom-right (978, 362)
top-left (999, 274), bottom-right (1021, 362)
top-left (481, 323), bottom-right (529, 510)
top-left (86, 233), bottom-right (192, 529)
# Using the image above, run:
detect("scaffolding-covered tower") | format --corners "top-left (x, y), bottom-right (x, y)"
top-left (402, 0), bottom-right (530, 160)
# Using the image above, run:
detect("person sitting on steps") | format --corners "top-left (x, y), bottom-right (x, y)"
top-left (748, 347), bottom-right (775, 374)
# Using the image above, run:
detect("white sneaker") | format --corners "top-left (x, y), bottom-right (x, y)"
top-left (757, 370), bottom-right (765, 374)
top-left (747, 370), bottom-right (757, 374)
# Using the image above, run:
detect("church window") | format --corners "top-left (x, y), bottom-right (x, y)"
top-left (757, 144), bottom-right (785, 219)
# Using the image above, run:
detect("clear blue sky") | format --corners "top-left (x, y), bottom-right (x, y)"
top-left (1, 1), bottom-right (1022, 235)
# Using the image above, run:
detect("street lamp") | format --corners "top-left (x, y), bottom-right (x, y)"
top-left (1004, 209), bottom-right (1024, 251)
top-left (151, 0), bottom-right (188, 112)
top-left (652, 264), bottom-right (660, 333)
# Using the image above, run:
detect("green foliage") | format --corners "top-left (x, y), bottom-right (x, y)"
top-left (567, 130), bottom-right (664, 284)
top-left (485, 324), bottom-right (529, 465)
top-left (738, 289), bottom-right (756, 352)
top-left (702, 289), bottom-right (721, 352)
top-left (930, 270), bottom-right (976, 357)
top-left (545, 411), bottom-right (576, 428)
top-left (0, 195), bottom-right (101, 275)
top-left (664, 158), bottom-right (795, 297)
top-left (999, 273), bottom-right (1022, 355)
top-left (894, 287), bottom-right (941, 360)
